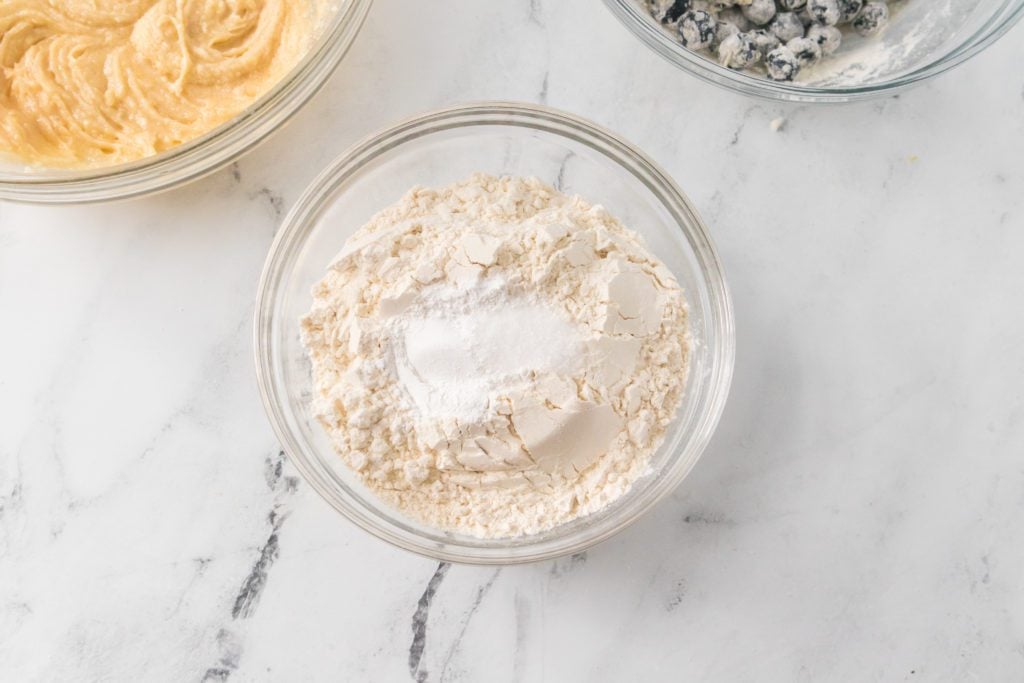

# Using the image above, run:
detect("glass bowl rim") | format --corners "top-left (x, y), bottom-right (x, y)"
top-left (0, 0), bottom-right (374, 204)
top-left (603, 0), bottom-right (1024, 103)
top-left (253, 101), bottom-right (736, 564)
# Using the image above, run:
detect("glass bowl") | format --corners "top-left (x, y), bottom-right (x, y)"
top-left (0, 0), bottom-right (373, 204)
top-left (604, 0), bottom-right (1024, 102)
top-left (254, 102), bottom-right (735, 564)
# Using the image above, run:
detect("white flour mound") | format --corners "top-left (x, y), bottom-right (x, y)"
top-left (301, 174), bottom-right (691, 538)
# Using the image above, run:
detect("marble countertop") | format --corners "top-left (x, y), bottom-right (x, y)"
top-left (3, 1), bottom-right (1024, 680)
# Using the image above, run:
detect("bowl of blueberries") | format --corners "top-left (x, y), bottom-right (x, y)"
top-left (604, 0), bottom-right (1024, 102)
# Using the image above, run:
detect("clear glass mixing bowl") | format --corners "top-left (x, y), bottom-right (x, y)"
top-left (0, 0), bottom-right (373, 204)
top-left (604, 0), bottom-right (1024, 102)
top-left (254, 102), bottom-right (735, 564)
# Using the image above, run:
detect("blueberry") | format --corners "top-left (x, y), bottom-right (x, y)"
top-left (659, 0), bottom-right (693, 24)
top-left (787, 36), bottom-right (822, 66)
top-left (806, 23), bottom-right (842, 55)
top-left (714, 20), bottom-right (741, 49)
top-left (750, 27), bottom-right (781, 55)
top-left (716, 7), bottom-right (752, 31)
top-left (717, 32), bottom-right (761, 69)
top-left (836, 0), bottom-right (864, 23)
top-left (766, 46), bottom-right (801, 81)
top-left (678, 10), bottom-right (718, 49)
top-left (853, 1), bottom-right (889, 35)
top-left (777, 0), bottom-right (807, 9)
top-left (770, 12), bottom-right (805, 42)
top-left (741, 0), bottom-right (776, 26)
top-left (806, 0), bottom-right (840, 25)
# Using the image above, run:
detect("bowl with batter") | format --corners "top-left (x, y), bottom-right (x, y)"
top-left (255, 103), bottom-right (735, 564)
top-left (0, 0), bottom-right (373, 203)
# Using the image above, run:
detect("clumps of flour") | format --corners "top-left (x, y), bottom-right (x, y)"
top-left (301, 174), bottom-right (691, 538)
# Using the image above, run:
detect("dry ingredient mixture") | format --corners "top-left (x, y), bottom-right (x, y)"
top-left (0, 0), bottom-right (325, 169)
top-left (301, 174), bottom-right (691, 538)
top-left (646, 0), bottom-right (898, 82)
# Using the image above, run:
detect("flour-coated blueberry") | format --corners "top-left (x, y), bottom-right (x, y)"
top-left (741, 0), bottom-right (777, 26)
top-left (750, 27), bottom-right (781, 55)
top-left (807, 0), bottom-right (840, 25)
top-left (806, 23), bottom-right (842, 55)
top-left (718, 32), bottom-right (762, 69)
top-left (787, 36), bottom-right (822, 66)
top-left (766, 46), bottom-right (800, 80)
top-left (853, 1), bottom-right (889, 35)
top-left (770, 12), bottom-right (805, 42)
top-left (678, 10), bottom-right (718, 48)
top-left (836, 0), bottom-right (864, 23)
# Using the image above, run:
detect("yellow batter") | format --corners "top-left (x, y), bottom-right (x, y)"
top-left (0, 0), bottom-right (316, 168)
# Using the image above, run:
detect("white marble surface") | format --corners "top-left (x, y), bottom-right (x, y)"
top-left (2, 1), bottom-right (1024, 680)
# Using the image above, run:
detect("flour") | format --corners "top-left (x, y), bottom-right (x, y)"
top-left (301, 174), bottom-right (691, 538)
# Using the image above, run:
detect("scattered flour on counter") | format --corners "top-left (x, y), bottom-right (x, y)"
top-left (301, 174), bottom-right (691, 538)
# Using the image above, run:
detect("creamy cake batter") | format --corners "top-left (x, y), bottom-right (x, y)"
top-left (0, 0), bottom-right (318, 168)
